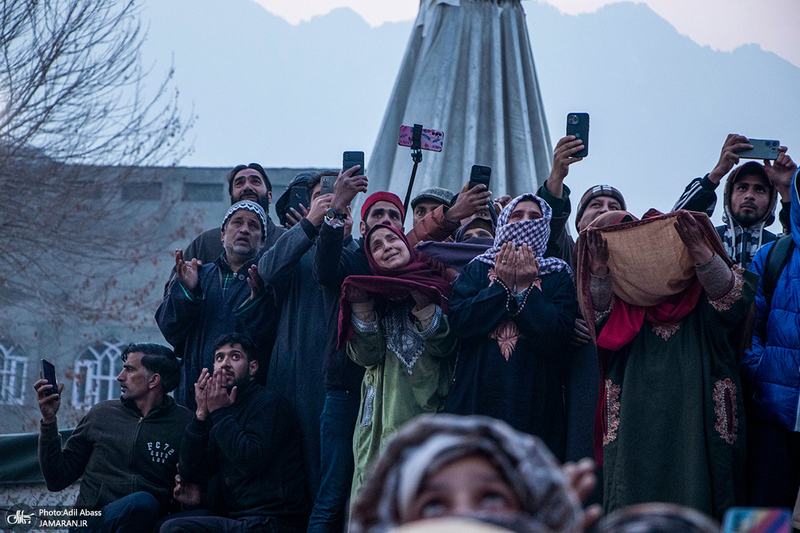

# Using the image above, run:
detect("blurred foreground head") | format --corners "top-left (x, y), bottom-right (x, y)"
top-left (597, 502), bottom-right (720, 533)
top-left (349, 414), bottom-right (582, 533)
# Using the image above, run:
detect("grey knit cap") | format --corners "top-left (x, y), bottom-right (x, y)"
top-left (221, 200), bottom-right (267, 241)
top-left (411, 187), bottom-right (456, 210)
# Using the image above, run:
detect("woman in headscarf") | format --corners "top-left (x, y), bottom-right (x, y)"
top-left (577, 209), bottom-right (757, 520)
top-left (444, 194), bottom-right (576, 460)
top-left (339, 224), bottom-right (458, 501)
top-left (349, 414), bottom-right (584, 533)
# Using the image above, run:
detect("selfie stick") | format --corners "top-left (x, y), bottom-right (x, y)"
top-left (402, 124), bottom-right (424, 217)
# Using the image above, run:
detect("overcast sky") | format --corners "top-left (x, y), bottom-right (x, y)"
top-left (253, 0), bottom-right (800, 68)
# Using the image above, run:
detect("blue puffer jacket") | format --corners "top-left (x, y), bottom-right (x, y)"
top-left (743, 167), bottom-right (800, 432)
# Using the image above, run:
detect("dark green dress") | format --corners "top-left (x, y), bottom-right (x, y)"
top-left (600, 268), bottom-right (757, 521)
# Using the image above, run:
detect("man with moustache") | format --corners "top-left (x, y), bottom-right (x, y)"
top-left (156, 201), bottom-right (275, 410)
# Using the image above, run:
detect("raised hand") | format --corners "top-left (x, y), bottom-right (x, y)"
top-left (674, 211), bottom-right (712, 264)
top-left (284, 204), bottom-right (308, 228)
top-left (515, 243), bottom-right (539, 289)
top-left (194, 368), bottom-right (211, 421)
top-left (34, 379), bottom-right (64, 425)
top-left (206, 370), bottom-right (236, 413)
top-left (331, 165), bottom-right (368, 212)
top-left (547, 135), bottom-right (585, 198)
top-left (494, 242), bottom-right (516, 289)
top-left (446, 182), bottom-right (492, 224)
top-left (345, 285), bottom-right (372, 304)
top-left (175, 249), bottom-right (201, 291)
top-left (586, 229), bottom-right (609, 277)
top-left (708, 134), bottom-right (752, 183)
top-left (764, 146), bottom-right (796, 200)
top-left (245, 264), bottom-right (263, 301)
top-left (307, 193), bottom-right (333, 227)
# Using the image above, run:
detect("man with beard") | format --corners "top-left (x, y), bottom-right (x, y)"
top-left (156, 201), bottom-right (276, 410)
top-left (161, 333), bottom-right (308, 533)
top-left (182, 163), bottom-right (285, 264)
top-left (674, 135), bottom-right (796, 268)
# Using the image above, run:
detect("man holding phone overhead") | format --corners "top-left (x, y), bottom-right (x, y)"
top-left (673, 134), bottom-right (796, 268)
top-left (34, 344), bottom-right (192, 533)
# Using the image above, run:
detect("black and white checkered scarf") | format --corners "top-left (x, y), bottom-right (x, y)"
top-left (474, 193), bottom-right (572, 279)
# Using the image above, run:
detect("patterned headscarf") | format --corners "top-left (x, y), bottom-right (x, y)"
top-left (349, 414), bottom-right (583, 533)
top-left (221, 200), bottom-right (268, 242)
top-left (474, 194), bottom-right (571, 278)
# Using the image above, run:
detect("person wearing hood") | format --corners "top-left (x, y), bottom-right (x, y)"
top-left (673, 134), bottom-right (796, 268)
top-left (742, 166), bottom-right (800, 509)
top-left (444, 194), bottom-right (576, 460)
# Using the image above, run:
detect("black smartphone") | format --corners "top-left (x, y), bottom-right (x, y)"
top-left (320, 175), bottom-right (336, 196)
top-left (736, 139), bottom-right (780, 160)
top-left (343, 151), bottom-right (365, 177)
top-left (41, 359), bottom-right (58, 397)
top-left (469, 165), bottom-right (491, 190)
top-left (287, 184), bottom-right (308, 215)
top-left (566, 113), bottom-right (590, 157)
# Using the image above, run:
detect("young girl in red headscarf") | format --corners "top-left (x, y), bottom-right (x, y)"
top-left (339, 224), bottom-right (457, 503)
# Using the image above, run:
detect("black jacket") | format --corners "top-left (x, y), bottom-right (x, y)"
top-left (39, 396), bottom-right (192, 511)
top-left (180, 382), bottom-right (309, 522)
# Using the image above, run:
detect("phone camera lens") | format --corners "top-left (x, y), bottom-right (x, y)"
top-left (568, 115), bottom-right (579, 125)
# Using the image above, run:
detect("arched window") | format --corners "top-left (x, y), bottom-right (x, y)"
top-left (72, 340), bottom-right (126, 408)
top-left (0, 341), bottom-right (28, 405)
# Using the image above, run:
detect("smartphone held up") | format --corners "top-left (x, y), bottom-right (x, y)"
top-left (566, 113), bottom-right (589, 158)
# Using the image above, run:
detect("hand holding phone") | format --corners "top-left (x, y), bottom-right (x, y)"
top-left (566, 113), bottom-right (589, 158)
top-left (343, 151), bottom-right (365, 177)
top-left (468, 165), bottom-right (491, 190)
top-left (735, 139), bottom-right (781, 161)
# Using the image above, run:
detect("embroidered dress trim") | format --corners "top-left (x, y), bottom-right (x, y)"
top-left (383, 306), bottom-right (425, 375)
top-left (352, 313), bottom-right (379, 333)
top-left (604, 379), bottom-right (621, 445)
top-left (709, 265), bottom-right (745, 312)
top-left (713, 378), bottom-right (738, 444)
top-left (359, 385), bottom-right (376, 427)
top-left (652, 323), bottom-right (680, 341)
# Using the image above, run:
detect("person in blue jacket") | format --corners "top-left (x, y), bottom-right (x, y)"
top-left (743, 166), bottom-right (800, 508)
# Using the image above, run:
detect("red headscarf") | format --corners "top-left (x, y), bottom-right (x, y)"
top-left (338, 225), bottom-right (453, 349)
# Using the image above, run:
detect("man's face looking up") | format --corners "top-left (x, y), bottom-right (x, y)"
top-left (730, 175), bottom-right (771, 228)
top-left (578, 196), bottom-right (622, 232)
top-left (413, 200), bottom-right (444, 227)
top-left (231, 169), bottom-right (271, 209)
top-left (360, 201), bottom-right (404, 235)
top-left (221, 210), bottom-right (263, 260)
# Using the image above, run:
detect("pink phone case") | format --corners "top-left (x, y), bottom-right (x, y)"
top-left (398, 126), bottom-right (444, 152)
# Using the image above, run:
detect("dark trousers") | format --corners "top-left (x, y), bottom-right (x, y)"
top-left (746, 415), bottom-right (800, 507)
top-left (73, 491), bottom-right (160, 533)
top-left (307, 389), bottom-right (360, 533)
top-left (159, 514), bottom-right (303, 533)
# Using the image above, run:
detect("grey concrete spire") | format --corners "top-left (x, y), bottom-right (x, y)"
top-left (365, 0), bottom-right (552, 223)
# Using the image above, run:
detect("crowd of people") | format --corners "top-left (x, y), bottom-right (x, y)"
top-left (33, 133), bottom-right (800, 532)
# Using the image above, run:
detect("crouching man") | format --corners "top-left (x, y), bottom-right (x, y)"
top-left (35, 343), bottom-right (192, 532)
top-left (161, 333), bottom-right (309, 533)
